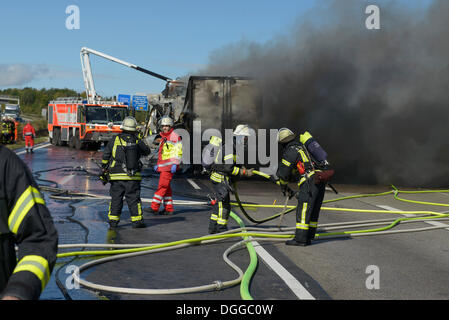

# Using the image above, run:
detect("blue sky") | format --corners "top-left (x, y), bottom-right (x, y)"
top-left (0, 0), bottom-right (433, 97)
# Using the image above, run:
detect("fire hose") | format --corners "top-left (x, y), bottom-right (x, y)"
top-left (38, 166), bottom-right (449, 299)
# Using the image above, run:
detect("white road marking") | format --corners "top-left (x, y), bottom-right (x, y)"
top-left (377, 205), bottom-right (449, 231)
top-left (250, 240), bottom-right (316, 300)
top-left (187, 178), bottom-right (201, 190)
top-left (16, 143), bottom-right (51, 155)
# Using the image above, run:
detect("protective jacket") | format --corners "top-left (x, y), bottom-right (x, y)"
top-left (204, 136), bottom-right (243, 184)
top-left (1, 122), bottom-right (8, 134)
top-left (155, 128), bottom-right (182, 172)
top-left (204, 136), bottom-right (246, 233)
top-left (22, 124), bottom-right (36, 137)
top-left (277, 131), bottom-right (332, 244)
top-left (277, 135), bottom-right (315, 187)
top-left (102, 132), bottom-right (151, 180)
top-left (0, 146), bottom-right (58, 299)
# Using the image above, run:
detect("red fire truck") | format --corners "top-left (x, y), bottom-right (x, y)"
top-left (47, 97), bottom-right (129, 150)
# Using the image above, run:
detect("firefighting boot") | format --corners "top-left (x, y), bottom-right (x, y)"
top-left (208, 220), bottom-right (218, 234)
top-left (285, 239), bottom-right (311, 246)
top-left (108, 220), bottom-right (119, 229)
top-left (286, 229), bottom-right (311, 246)
top-left (132, 220), bottom-right (146, 229)
top-left (308, 227), bottom-right (317, 241)
top-left (216, 224), bottom-right (228, 233)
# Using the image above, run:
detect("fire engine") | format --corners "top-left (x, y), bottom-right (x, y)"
top-left (47, 97), bottom-right (129, 150)
top-left (47, 47), bottom-right (135, 150)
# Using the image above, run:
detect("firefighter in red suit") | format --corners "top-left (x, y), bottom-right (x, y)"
top-left (22, 122), bottom-right (36, 153)
top-left (150, 116), bottom-right (182, 215)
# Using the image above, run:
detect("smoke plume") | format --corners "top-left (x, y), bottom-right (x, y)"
top-left (196, 0), bottom-right (449, 187)
top-left (0, 64), bottom-right (50, 86)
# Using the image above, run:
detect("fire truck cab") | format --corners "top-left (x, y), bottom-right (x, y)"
top-left (48, 97), bottom-right (129, 150)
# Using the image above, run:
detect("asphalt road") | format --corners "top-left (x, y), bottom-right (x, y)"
top-left (15, 143), bottom-right (449, 301)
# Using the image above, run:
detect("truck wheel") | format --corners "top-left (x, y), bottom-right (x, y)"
top-left (74, 135), bottom-right (84, 150)
top-left (53, 128), bottom-right (61, 146)
top-left (68, 136), bottom-right (75, 148)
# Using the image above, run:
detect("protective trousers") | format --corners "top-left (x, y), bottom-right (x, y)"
top-left (293, 181), bottom-right (326, 243)
top-left (108, 180), bottom-right (143, 223)
top-left (209, 181), bottom-right (231, 233)
top-left (151, 171), bottom-right (174, 212)
top-left (24, 136), bottom-right (34, 149)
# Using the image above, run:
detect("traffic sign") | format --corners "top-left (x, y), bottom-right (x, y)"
top-left (117, 94), bottom-right (131, 106)
top-left (132, 95), bottom-right (148, 111)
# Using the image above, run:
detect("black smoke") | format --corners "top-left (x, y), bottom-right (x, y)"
top-left (196, 0), bottom-right (449, 187)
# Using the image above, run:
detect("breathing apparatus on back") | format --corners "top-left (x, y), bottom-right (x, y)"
top-left (119, 116), bottom-right (142, 176)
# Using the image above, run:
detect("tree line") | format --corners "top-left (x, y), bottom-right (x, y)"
top-left (0, 88), bottom-right (86, 115)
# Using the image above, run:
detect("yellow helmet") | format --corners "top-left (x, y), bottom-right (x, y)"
top-left (277, 128), bottom-right (295, 143)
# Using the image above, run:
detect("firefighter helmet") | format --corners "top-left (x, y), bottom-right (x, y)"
top-left (277, 128), bottom-right (295, 143)
top-left (160, 116), bottom-right (174, 127)
top-left (120, 116), bottom-right (138, 132)
top-left (233, 124), bottom-right (252, 136)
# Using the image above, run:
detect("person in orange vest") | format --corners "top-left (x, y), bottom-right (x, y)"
top-left (149, 116), bottom-right (182, 215)
top-left (22, 121), bottom-right (36, 153)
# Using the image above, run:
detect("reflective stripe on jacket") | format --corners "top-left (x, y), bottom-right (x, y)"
top-left (0, 146), bottom-right (58, 300)
top-left (102, 133), bottom-right (151, 180)
top-left (209, 143), bottom-right (241, 183)
top-left (156, 128), bottom-right (182, 172)
top-left (277, 138), bottom-right (315, 187)
top-left (23, 124), bottom-right (36, 137)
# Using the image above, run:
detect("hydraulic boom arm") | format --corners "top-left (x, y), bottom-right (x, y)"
top-left (80, 47), bottom-right (173, 103)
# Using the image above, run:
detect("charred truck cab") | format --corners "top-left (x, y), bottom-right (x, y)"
top-left (48, 97), bottom-right (129, 150)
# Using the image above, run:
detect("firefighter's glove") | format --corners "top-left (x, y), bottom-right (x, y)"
top-left (243, 168), bottom-right (254, 177)
top-left (281, 184), bottom-right (296, 199)
top-left (170, 164), bottom-right (177, 173)
top-left (270, 174), bottom-right (280, 185)
top-left (99, 168), bottom-right (109, 185)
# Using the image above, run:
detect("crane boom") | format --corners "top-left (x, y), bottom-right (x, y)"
top-left (80, 47), bottom-right (173, 103)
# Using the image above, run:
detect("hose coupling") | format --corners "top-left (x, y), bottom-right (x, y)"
top-left (213, 280), bottom-right (223, 291)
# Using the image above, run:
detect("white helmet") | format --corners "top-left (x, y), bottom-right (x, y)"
top-left (160, 116), bottom-right (174, 127)
top-left (233, 124), bottom-right (252, 136)
top-left (277, 128), bottom-right (295, 143)
top-left (120, 116), bottom-right (138, 132)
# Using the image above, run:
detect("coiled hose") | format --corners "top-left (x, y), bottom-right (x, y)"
top-left (40, 167), bottom-right (449, 300)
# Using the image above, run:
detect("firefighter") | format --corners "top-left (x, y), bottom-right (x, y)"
top-left (23, 121), bottom-right (36, 153)
top-left (1, 119), bottom-right (11, 144)
top-left (274, 128), bottom-right (334, 246)
top-left (0, 145), bottom-right (58, 300)
top-left (6, 119), bottom-right (14, 143)
top-left (101, 116), bottom-right (151, 229)
top-left (203, 124), bottom-right (255, 234)
top-left (149, 116), bottom-right (182, 215)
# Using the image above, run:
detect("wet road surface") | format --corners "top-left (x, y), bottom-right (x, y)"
top-left (15, 143), bottom-right (449, 300)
